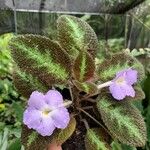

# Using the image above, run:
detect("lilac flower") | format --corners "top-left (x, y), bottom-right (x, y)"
top-left (109, 68), bottom-right (138, 100)
top-left (23, 90), bottom-right (70, 136)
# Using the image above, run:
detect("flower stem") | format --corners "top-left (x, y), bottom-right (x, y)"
top-left (81, 119), bottom-right (90, 130)
top-left (77, 107), bottom-right (110, 134)
top-left (97, 81), bottom-right (112, 89)
top-left (82, 106), bottom-right (93, 110)
top-left (58, 101), bottom-right (72, 108)
top-left (68, 83), bottom-right (74, 102)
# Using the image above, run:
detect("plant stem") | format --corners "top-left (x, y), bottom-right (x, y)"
top-left (58, 101), bottom-right (72, 108)
top-left (68, 82), bottom-right (74, 102)
top-left (97, 81), bottom-right (112, 89)
top-left (81, 119), bottom-right (90, 130)
top-left (77, 107), bottom-right (111, 136)
top-left (63, 101), bottom-right (72, 108)
top-left (80, 81), bottom-right (112, 101)
top-left (80, 97), bottom-right (96, 102)
top-left (82, 106), bottom-right (93, 110)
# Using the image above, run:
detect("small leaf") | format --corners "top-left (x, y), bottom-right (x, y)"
top-left (57, 15), bottom-right (99, 58)
top-left (97, 52), bottom-right (145, 82)
top-left (13, 68), bottom-right (48, 97)
top-left (10, 35), bottom-right (71, 86)
top-left (85, 128), bottom-right (111, 150)
top-left (72, 51), bottom-right (95, 82)
top-left (96, 94), bottom-right (147, 147)
top-left (73, 80), bottom-right (98, 95)
top-left (12, 102), bottom-right (24, 122)
top-left (21, 117), bottom-right (76, 150)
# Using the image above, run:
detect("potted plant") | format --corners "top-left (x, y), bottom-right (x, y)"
top-left (9, 15), bottom-right (147, 150)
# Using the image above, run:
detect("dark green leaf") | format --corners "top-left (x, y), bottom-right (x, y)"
top-left (10, 35), bottom-right (71, 86)
top-left (57, 15), bottom-right (99, 58)
top-left (7, 138), bottom-right (21, 150)
top-left (13, 68), bottom-right (48, 98)
top-left (97, 52), bottom-right (145, 82)
top-left (12, 102), bottom-right (24, 122)
top-left (96, 95), bottom-right (147, 147)
top-left (85, 128), bottom-right (111, 150)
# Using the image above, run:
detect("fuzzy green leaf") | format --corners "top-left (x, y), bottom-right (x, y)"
top-left (85, 128), bottom-right (111, 150)
top-left (73, 51), bottom-right (95, 82)
top-left (13, 68), bottom-right (48, 97)
top-left (21, 117), bottom-right (76, 150)
top-left (97, 52), bottom-right (145, 82)
top-left (57, 15), bottom-right (99, 58)
top-left (111, 141), bottom-right (137, 150)
top-left (96, 95), bottom-right (147, 147)
top-left (10, 35), bottom-right (71, 86)
top-left (73, 80), bottom-right (98, 95)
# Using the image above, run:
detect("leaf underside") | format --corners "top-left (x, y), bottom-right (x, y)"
top-left (85, 128), bottom-right (111, 150)
top-left (96, 95), bottom-right (147, 147)
top-left (10, 34), bottom-right (72, 87)
top-left (57, 15), bottom-right (99, 58)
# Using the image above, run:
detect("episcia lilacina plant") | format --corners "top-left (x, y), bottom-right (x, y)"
top-left (9, 15), bottom-right (147, 150)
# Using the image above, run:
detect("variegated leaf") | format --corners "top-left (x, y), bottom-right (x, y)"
top-left (97, 52), bottom-right (145, 82)
top-left (57, 15), bottom-right (99, 58)
top-left (72, 51), bottom-right (95, 82)
top-left (10, 35), bottom-right (71, 87)
top-left (73, 80), bottom-right (98, 95)
top-left (13, 68), bottom-right (48, 97)
top-left (21, 117), bottom-right (76, 150)
top-left (96, 95), bottom-right (147, 147)
top-left (111, 141), bottom-right (137, 150)
top-left (85, 128), bottom-right (111, 150)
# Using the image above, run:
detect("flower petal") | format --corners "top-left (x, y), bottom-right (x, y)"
top-left (23, 107), bottom-right (42, 129)
top-left (109, 83), bottom-right (126, 100)
top-left (45, 90), bottom-right (63, 107)
top-left (122, 84), bottom-right (135, 97)
top-left (36, 116), bottom-right (56, 136)
top-left (125, 69), bottom-right (137, 85)
top-left (116, 69), bottom-right (126, 78)
top-left (28, 91), bottom-right (46, 109)
top-left (51, 108), bottom-right (70, 129)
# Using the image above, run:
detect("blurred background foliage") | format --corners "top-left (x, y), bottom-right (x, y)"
top-left (0, 34), bottom-right (25, 150)
top-left (0, 0), bottom-right (150, 149)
